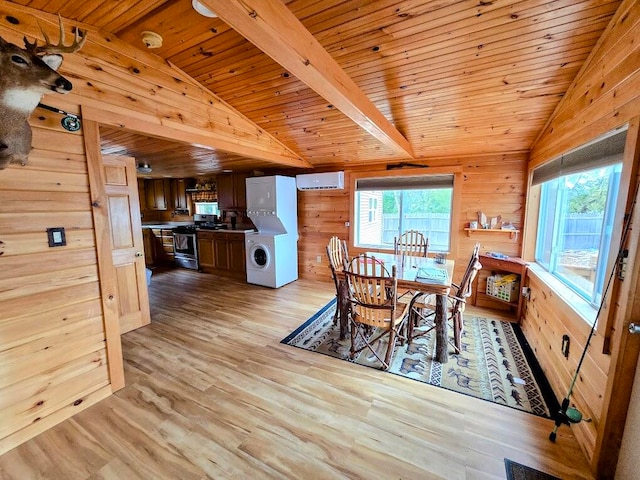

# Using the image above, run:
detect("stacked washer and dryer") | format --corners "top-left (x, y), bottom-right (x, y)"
top-left (245, 176), bottom-right (298, 288)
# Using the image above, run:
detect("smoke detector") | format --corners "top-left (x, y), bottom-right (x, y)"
top-left (141, 31), bottom-right (163, 49)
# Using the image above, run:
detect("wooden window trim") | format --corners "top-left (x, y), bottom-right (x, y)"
top-left (348, 166), bottom-right (463, 258)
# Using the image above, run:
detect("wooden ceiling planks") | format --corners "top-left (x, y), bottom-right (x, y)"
top-left (198, 0), bottom-right (414, 159)
top-left (14, 0), bottom-right (170, 30)
top-left (98, 126), bottom-right (278, 178)
top-left (11, 0), bottom-right (623, 175)
top-left (186, 0), bottom-right (617, 162)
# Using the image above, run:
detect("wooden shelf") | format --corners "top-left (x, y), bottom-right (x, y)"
top-left (464, 228), bottom-right (520, 239)
top-left (472, 254), bottom-right (529, 321)
top-left (485, 294), bottom-right (519, 308)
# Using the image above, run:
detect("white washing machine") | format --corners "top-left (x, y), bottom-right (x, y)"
top-left (245, 233), bottom-right (298, 288)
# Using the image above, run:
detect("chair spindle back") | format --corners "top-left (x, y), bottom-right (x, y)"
top-left (394, 230), bottom-right (428, 257)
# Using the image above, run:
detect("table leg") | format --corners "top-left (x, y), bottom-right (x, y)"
top-left (338, 280), bottom-right (349, 340)
top-left (435, 293), bottom-right (448, 363)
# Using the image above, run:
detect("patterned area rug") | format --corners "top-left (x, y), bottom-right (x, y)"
top-left (282, 299), bottom-right (552, 418)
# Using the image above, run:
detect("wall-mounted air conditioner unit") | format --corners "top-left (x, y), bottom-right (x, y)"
top-left (296, 171), bottom-right (344, 190)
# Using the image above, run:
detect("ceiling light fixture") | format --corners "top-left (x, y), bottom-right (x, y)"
top-left (192, 0), bottom-right (218, 18)
top-left (137, 162), bottom-right (153, 174)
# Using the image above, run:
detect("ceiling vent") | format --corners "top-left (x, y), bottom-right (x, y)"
top-left (296, 171), bottom-right (344, 190)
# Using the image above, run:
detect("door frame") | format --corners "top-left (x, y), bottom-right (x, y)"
top-left (83, 118), bottom-right (125, 391)
top-left (82, 106), bottom-right (215, 392)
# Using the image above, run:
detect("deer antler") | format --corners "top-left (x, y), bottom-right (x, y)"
top-left (23, 15), bottom-right (87, 55)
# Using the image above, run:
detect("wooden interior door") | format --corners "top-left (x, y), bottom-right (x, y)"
top-left (102, 154), bottom-right (151, 334)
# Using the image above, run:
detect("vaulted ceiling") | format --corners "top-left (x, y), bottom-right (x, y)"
top-left (14, 0), bottom-right (622, 177)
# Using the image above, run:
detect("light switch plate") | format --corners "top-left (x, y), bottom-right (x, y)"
top-left (47, 227), bottom-right (66, 247)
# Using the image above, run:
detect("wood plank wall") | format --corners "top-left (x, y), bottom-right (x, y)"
top-left (522, 272), bottom-right (607, 461)
top-left (298, 153), bottom-right (528, 299)
top-left (0, 1), bottom-right (298, 454)
top-left (525, 0), bottom-right (640, 469)
top-left (0, 111), bottom-right (112, 454)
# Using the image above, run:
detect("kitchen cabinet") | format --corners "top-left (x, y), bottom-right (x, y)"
top-left (142, 228), bottom-right (155, 265)
top-left (149, 228), bottom-right (174, 264)
top-left (216, 174), bottom-right (233, 209)
top-left (197, 231), bottom-right (246, 277)
top-left (137, 179), bottom-right (147, 211)
top-left (213, 236), bottom-right (230, 269)
top-left (161, 228), bottom-right (175, 262)
top-left (144, 179), bottom-right (169, 211)
top-left (197, 233), bottom-right (215, 269)
top-left (171, 178), bottom-right (193, 212)
top-left (216, 173), bottom-right (248, 210)
top-left (233, 173), bottom-right (248, 210)
top-left (228, 235), bottom-right (246, 272)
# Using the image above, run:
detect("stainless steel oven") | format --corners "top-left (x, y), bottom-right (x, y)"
top-left (172, 226), bottom-right (198, 270)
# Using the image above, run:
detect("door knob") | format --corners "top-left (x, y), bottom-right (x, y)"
top-left (135, 252), bottom-right (143, 257)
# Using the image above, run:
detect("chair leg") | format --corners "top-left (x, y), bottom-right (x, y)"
top-left (453, 311), bottom-right (462, 353)
top-left (406, 295), bottom-right (421, 344)
top-left (350, 322), bottom-right (392, 369)
top-left (383, 328), bottom-right (395, 370)
top-left (338, 280), bottom-right (350, 340)
top-left (407, 300), bottom-right (436, 345)
top-left (349, 318), bottom-right (357, 360)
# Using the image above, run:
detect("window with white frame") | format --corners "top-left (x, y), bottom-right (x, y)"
top-left (533, 128), bottom-right (627, 307)
top-left (194, 202), bottom-right (219, 215)
top-left (354, 174), bottom-right (453, 252)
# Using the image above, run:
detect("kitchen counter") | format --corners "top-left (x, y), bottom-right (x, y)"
top-left (141, 223), bottom-right (255, 233)
top-left (141, 222), bottom-right (193, 229)
top-left (197, 227), bottom-right (255, 234)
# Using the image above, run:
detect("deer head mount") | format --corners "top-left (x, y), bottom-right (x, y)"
top-left (0, 16), bottom-right (86, 170)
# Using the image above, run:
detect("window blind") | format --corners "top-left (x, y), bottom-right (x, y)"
top-left (356, 174), bottom-right (454, 191)
top-left (532, 128), bottom-right (627, 186)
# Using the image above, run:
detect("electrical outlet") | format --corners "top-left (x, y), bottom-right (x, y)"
top-left (345, 221), bottom-right (350, 227)
top-left (316, 255), bottom-right (322, 263)
top-left (562, 334), bottom-right (570, 358)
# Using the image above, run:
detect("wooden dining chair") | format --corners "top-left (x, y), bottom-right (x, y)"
top-left (394, 230), bottom-right (429, 257)
top-left (407, 243), bottom-right (482, 353)
top-left (394, 230), bottom-right (428, 299)
top-left (326, 236), bottom-right (349, 326)
top-left (345, 252), bottom-right (386, 276)
top-left (344, 255), bottom-right (410, 370)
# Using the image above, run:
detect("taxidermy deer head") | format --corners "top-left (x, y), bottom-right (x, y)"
top-left (0, 16), bottom-right (86, 170)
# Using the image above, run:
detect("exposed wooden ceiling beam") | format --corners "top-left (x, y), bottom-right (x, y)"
top-left (201, 0), bottom-right (415, 159)
top-left (0, 3), bottom-right (312, 172)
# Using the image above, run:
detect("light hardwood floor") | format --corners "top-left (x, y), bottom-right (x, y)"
top-left (0, 268), bottom-right (594, 479)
